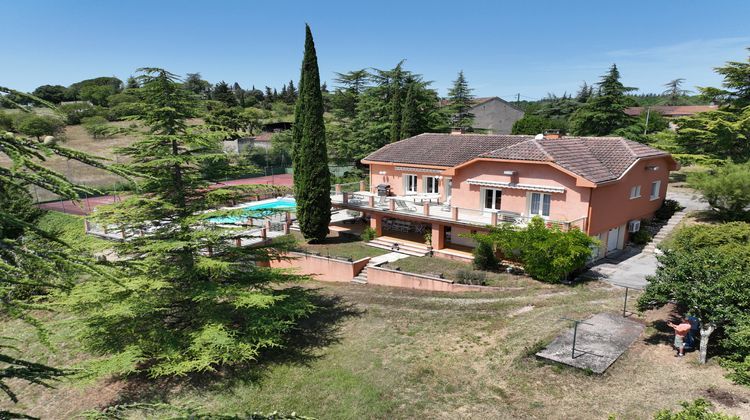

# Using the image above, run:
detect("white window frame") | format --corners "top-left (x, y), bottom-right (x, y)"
top-left (404, 174), bottom-right (418, 194)
top-left (527, 192), bottom-right (551, 218)
top-left (480, 188), bottom-right (502, 211)
top-left (629, 185), bottom-right (641, 199)
top-left (650, 180), bottom-right (661, 200)
top-left (424, 176), bottom-right (439, 194)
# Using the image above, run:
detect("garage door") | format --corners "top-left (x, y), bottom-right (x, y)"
top-left (607, 226), bottom-right (620, 252)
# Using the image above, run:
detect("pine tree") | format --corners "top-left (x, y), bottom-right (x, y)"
top-left (389, 63), bottom-right (404, 143)
top-left (287, 79), bottom-right (298, 103)
top-left (448, 71), bottom-right (475, 129)
top-left (569, 64), bottom-right (637, 136)
top-left (232, 82), bottom-right (246, 107)
top-left (126, 76), bottom-right (140, 90)
top-left (575, 81), bottom-right (593, 103)
top-left (213, 80), bottom-right (237, 106)
top-left (0, 87), bottom-right (131, 417)
top-left (292, 25), bottom-right (331, 243)
top-left (332, 69), bottom-right (369, 119)
top-left (400, 83), bottom-right (422, 139)
top-left (63, 69), bottom-right (313, 377)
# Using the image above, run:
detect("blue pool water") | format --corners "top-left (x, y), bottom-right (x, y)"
top-left (209, 198), bottom-right (296, 224)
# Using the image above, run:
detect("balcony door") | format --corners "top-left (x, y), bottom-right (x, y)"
top-left (482, 188), bottom-right (502, 211)
top-left (404, 174), bottom-right (418, 194)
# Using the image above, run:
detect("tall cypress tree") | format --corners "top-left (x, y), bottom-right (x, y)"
top-left (400, 83), bottom-right (421, 139)
top-left (292, 25), bottom-right (331, 243)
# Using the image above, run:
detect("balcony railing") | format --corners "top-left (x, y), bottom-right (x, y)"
top-left (331, 186), bottom-right (587, 232)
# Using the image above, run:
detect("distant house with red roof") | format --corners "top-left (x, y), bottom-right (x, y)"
top-left (624, 105), bottom-right (718, 118)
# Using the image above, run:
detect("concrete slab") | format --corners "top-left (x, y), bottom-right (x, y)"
top-left (536, 312), bottom-right (644, 374)
top-left (368, 252), bottom-right (411, 266)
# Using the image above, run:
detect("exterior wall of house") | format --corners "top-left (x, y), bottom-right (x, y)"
top-left (368, 163), bottom-right (448, 196)
top-left (587, 156), bottom-right (672, 236)
top-left (451, 160), bottom-right (592, 223)
top-left (470, 98), bottom-right (525, 134)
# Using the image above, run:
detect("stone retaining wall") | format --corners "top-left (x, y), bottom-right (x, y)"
top-left (270, 252), bottom-right (369, 282)
top-left (366, 265), bottom-right (504, 292)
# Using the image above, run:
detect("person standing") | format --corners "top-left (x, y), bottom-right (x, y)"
top-left (668, 317), bottom-right (692, 357)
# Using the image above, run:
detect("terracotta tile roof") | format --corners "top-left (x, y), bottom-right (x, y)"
top-left (364, 133), bottom-right (670, 184)
top-left (364, 133), bottom-right (534, 167)
top-left (624, 105), bottom-right (718, 117)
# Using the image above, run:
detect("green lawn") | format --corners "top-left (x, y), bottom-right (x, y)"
top-left (384, 255), bottom-right (519, 287)
top-left (286, 231), bottom-right (388, 261)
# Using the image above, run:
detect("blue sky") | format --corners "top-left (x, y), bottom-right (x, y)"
top-left (3, 0), bottom-right (749, 100)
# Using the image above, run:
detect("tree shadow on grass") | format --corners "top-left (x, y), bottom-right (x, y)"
top-left (103, 287), bottom-right (362, 407)
top-left (643, 314), bottom-right (681, 347)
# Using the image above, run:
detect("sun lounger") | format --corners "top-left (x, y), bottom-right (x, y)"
top-left (394, 199), bottom-right (417, 212)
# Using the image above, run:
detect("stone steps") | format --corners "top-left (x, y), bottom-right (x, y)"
top-left (366, 238), bottom-right (430, 257)
top-left (643, 210), bottom-right (687, 254)
top-left (352, 267), bottom-right (368, 284)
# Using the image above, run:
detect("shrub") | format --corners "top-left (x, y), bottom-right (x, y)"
top-left (0, 111), bottom-right (13, 131)
top-left (720, 317), bottom-right (750, 386)
top-left (82, 116), bottom-right (112, 138)
top-left (653, 398), bottom-right (738, 419)
top-left (511, 114), bottom-right (567, 135)
top-left (473, 239), bottom-right (498, 271)
top-left (669, 222), bottom-right (750, 252)
top-left (631, 228), bottom-right (653, 245)
top-left (107, 102), bottom-right (142, 121)
top-left (689, 162), bottom-right (750, 221)
top-left (515, 218), bottom-right (597, 283)
top-left (58, 102), bottom-right (100, 125)
top-left (473, 218), bottom-right (597, 283)
top-left (361, 227), bottom-right (377, 241)
top-left (455, 269), bottom-right (487, 285)
top-left (654, 199), bottom-right (683, 221)
top-left (14, 114), bottom-right (64, 139)
top-left (672, 153), bottom-right (723, 167)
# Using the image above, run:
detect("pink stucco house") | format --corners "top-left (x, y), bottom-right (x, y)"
top-left (331, 131), bottom-right (678, 261)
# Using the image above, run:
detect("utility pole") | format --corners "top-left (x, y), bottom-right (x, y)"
top-left (516, 93), bottom-right (520, 105)
top-left (643, 107), bottom-right (651, 135)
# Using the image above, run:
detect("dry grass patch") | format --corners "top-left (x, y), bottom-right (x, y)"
top-left (2, 278), bottom-right (749, 418)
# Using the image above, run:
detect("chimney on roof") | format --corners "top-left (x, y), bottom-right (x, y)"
top-left (542, 129), bottom-right (563, 139)
top-left (450, 127), bottom-right (466, 135)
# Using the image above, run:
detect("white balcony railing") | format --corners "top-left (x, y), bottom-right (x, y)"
top-left (331, 186), bottom-right (587, 232)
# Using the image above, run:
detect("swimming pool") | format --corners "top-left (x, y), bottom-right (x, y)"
top-left (209, 198), bottom-right (296, 224)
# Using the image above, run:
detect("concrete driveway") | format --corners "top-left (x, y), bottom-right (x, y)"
top-left (586, 188), bottom-right (708, 290)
